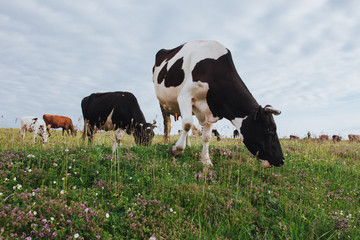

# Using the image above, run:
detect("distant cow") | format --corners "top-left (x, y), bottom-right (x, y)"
top-left (348, 134), bottom-right (360, 142)
top-left (153, 40), bottom-right (284, 167)
top-left (332, 135), bottom-right (342, 142)
top-left (290, 135), bottom-right (299, 140)
top-left (212, 129), bottom-right (221, 141)
top-left (81, 91), bottom-right (156, 145)
top-left (43, 114), bottom-right (76, 137)
top-left (233, 129), bottom-right (240, 139)
top-left (191, 125), bottom-right (202, 136)
top-left (319, 135), bottom-right (329, 141)
top-left (20, 117), bottom-right (48, 143)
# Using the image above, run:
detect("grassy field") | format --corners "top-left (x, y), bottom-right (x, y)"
top-left (0, 128), bottom-right (359, 239)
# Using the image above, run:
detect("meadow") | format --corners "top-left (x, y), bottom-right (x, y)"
top-left (0, 128), bottom-right (359, 239)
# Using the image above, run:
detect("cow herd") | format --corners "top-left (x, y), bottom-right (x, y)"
top-left (19, 40), bottom-right (359, 168)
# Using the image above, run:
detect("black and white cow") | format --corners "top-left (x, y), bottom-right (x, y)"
top-left (81, 91), bottom-right (156, 146)
top-left (153, 40), bottom-right (284, 167)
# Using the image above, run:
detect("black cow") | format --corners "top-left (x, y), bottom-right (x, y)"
top-left (212, 129), bottom-right (221, 141)
top-left (153, 40), bottom-right (284, 167)
top-left (81, 91), bottom-right (155, 146)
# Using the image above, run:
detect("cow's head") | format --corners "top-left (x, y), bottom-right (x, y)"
top-left (39, 125), bottom-right (48, 143)
top-left (241, 105), bottom-right (284, 167)
top-left (133, 122), bottom-right (156, 146)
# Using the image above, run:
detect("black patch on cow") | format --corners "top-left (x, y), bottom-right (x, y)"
top-left (157, 58), bottom-right (185, 87)
top-left (155, 44), bottom-right (184, 67)
top-left (192, 51), bottom-right (259, 120)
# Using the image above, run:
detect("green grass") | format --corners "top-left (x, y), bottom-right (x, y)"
top-left (0, 128), bottom-right (359, 239)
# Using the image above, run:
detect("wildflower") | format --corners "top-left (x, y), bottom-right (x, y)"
top-left (60, 190), bottom-right (65, 194)
top-left (4, 178), bottom-right (8, 182)
top-left (170, 208), bottom-right (173, 213)
top-left (14, 177), bottom-right (17, 181)
top-left (53, 181), bottom-right (56, 184)
top-left (69, 166), bottom-right (72, 169)
top-left (150, 234), bottom-right (157, 240)
top-left (0, 193), bottom-right (2, 196)
top-left (53, 163), bottom-right (58, 167)
top-left (50, 217), bottom-right (54, 221)
top-left (27, 154), bottom-right (35, 158)
top-left (32, 192), bottom-right (36, 196)
top-left (74, 233), bottom-right (79, 238)
top-left (129, 177), bottom-right (132, 180)
top-left (95, 193), bottom-right (98, 196)
top-left (72, 186), bottom-right (76, 190)
top-left (28, 169), bottom-right (32, 172)
top-left (42, 219), bottom-right (47, 224)
top-left (25, 237), bottom-right (32, 240)
top-left (65, 148), bottom-right (69, 152)
top-left (33, 211), bottom-right (37, 216)
top-left (62, 177), bottom-right (65, 181)
top-left (106, 213), bottom-right (110, 218)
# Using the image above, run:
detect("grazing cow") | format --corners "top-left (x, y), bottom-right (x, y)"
top-left (81, 91), bottom-right (156, 145)
top-left (153, 40), bottom-right (284, 167)
top-left (348, 134), bottom-right (360, 142)
top-left (43, 114), bottom-right (77, 137)
top-left (233, 129), bottom-right (240, 139)
top-left (290, 135), bottom-right (299, 140)
top-left (20, 117), bottom-right (48, 143)
top-left (212, 129), bottom-right (221, 141)
top-left (319, 135), bottom-right (329, 141)
top-left (191, 125), bottom-right (202, 136)
top-left (332, 135), bottom-right (342, 142)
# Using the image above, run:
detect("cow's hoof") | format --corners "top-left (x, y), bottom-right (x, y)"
top-left (169, 145), bottom-right (184, 155)
top-left (201, 158), bottom-right (213, 166)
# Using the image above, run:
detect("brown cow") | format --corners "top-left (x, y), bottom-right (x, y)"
top-left (290, 135), bottom-right (299, 140)
top-left (319, 135), bottom-right (329, 141)
top-left (348, 134), bottom-right (360, 142)
top-left (43, 114), bottom-right (77, 137)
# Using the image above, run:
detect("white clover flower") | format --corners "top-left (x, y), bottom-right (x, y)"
top-left (95, 193), bottom-right (98, 196)
top-left (34, 211), bottom-right (37, 216)
top-left (170, 208), bottom-right (173, 213)
top-left (74, 233), bottom-right (79, 238)
top-left (60, 190), bottom-right (65, 194)
top-left (4, 178), bottom-right (8, 182)
top-left (17, 184), bottom-right (22, 190)
top-left (13, 177), bottom-right (17, 181)
top-left (69, 166), bottom-right (72, 169)
top-left (85, 208), bottom-right (89, 213)
top-left (53, 181), bottom-right (56, 184)
top-left (0, 193), bottom-right (3, 196)
top-left (28, 169), bottom-right (32, 172)
top-left (65, 148), bottom-right (69, 152)
top-left (51, 217), bottom-right (54, 221)
top-left (106, 213), bottom-right (110, 218)
top-left (73, 159), bottom-right (76, 162)
top-left (72, 186), bottom-right (76, 190)
top-left (62, 177), bottom-right (65, 181)
top-left (53, 163), bottom-right (58, 167)
top-left (129, 177), bottom-right (132, 180)
top-left (27, 154), bottom-right (35, 158)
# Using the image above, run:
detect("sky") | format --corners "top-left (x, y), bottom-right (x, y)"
top-left (0, 0), bottom-right (359, 139)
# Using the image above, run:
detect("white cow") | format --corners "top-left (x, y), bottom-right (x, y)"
top-left (20, 117), bottom-right (48, 143)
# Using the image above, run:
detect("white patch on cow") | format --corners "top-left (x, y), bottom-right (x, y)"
top-left (231, 117), bottom-right (247, 141)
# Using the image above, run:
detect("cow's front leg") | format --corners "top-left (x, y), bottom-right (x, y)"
top-left (200, 123), bottom-right (213, 165)
top-left (171, 94), bottom-right (192, 155)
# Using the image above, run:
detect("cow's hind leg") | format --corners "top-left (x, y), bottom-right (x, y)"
top-left (200, 123), bottom-right (213, 165)
top-left (160, 105), bottom-right (171, 144)
top-left (171, 94), bottom-right (192, 155)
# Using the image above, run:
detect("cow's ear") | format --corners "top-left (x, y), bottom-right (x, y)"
top-left (264, 105), bottom-right (281, 115)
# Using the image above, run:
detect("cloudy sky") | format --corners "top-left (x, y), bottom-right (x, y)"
top-left (0, 0), bottom-right (359, 138)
